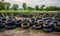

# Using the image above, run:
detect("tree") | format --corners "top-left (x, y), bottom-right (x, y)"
top-left (4, 2), bottom-right (10, 10)
top-left (57, 7), bottom-right (60, 11)
top-left (40, 5), bottom-right (45, 10)
top-left (45, 6), bottom-right (57, 11)
top-left (27, 6), bottom-right (33, 11)
top-left (0, 2), bottom-right (5, 10)
top-left (22, 3), bottom-right (26, 10)
top-left (12, 4), bottom-right (19, 10)
top-left (35, 5), bottom-right (39, 11)
top-left (2, 0), bottom-right (4, 1)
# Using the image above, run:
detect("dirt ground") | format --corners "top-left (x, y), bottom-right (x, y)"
top-left (0, 29), bottom-right (60, 36)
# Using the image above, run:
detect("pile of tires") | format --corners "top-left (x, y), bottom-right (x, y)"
top-left (5, 17), bottom-right (16, 29)
top-left (43, 13), bottom-right (53, 32)
top-left (0, 13), bottom-right (60, 32)
top-left (22, 14), bottom-right (27, 18)
top-left (43, 13), bottom-right (52, 21)
top-left (42, 14), bottom-right (53, 32)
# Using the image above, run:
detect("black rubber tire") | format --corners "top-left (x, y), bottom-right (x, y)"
top-left (32, 24), bottom-right (42, 30)
top-left (5, 21), bottom-right (16, 29)
top-left (1, 17), bottom-right (6, 23)
top-left (21, 19), bottom-right (30, 29)
top-left (21, 19), bottom-right (30, 23)
top-left (33, 20), bottom-right (44, 29)
top-left (37, 20), bottom-right (44, 24)
top-left (0, 19), bottom-right (5, 29)
top-left (5, 18), bottom-right (16, 29)
top-left (43, 13), bottom-right (52, 17)
top-left (46, 20), bottom-right (52, 24)
top-left (5, 25), bottom-right (16, 29)
top-left (43, 14), bottom-right (52, 21)
top-left (55, 18), bottom-right (60, 22)
top-left (36, 17), bottom-right (42, 20)
top-left (29, 18), bottom-right (37, 26)
top-left (22, 14), bottom-right (27, 18)
top-left (16, 20), bottom-right (22, 26)
top-left (0, 23), bottom-right (5, 29)
top-left (27, 14), bottom-right (32, 18)
top-left (43, 17), bottom-right (52, 21)
top-left (0, 13), bottom-right (3, 17)
top-left (53, 20), bottom-right (60, 31)
top-left (21, 22), bottom-right (30, 29)
top-left (43, 23), bottom-right (53, 32)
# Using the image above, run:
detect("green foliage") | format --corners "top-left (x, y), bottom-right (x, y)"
top-left (35, 5), bottom-right (39, 11)
top-left (26, 6), bottom-right (33, 11)
top-left (45, 6), bottom-right (58, 11)
top-left (57, 7), bottom-right (60, 11)
top-left (22, 3), bottom-right (26, 10)
top-left (12, 4), bottom-right (19, 10)
top-left (2, 0), bottom-right (4, 1)
top-left (0, 2), bottom-right (5, 10)
top-left (4, 2), bottom-right (10, 10)
top-left (0, 2), bottom-right (60, 11)
top-left (40, 5), bottom-right (45, 10)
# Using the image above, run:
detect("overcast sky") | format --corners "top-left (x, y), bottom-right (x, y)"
top-left (0, 0), bottom-right (60, 8)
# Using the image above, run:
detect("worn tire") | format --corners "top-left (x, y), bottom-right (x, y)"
top-left (43, 23), bottom-right (53, 32)
top-left (0, 23), bottom-right (5, 29)
top-left (21, 19), bottom-right (30, 29)
top-left (16, 20), bottom-right (22, 26)
top-left (21, 22), bottom-right (30, 29)
top-left (5, 18), bottom-right (16, 29)
top-left (29, 18), bottom-right (37, 26)
top-left (46, 20), bottom-right (52, 24)
top-left (37, 20), bottom-right (44, 24)
top-left (53, 20), bottom-right (60, 31)
top-left (32, 24), bottom-right (42, 29)
top-left (5, 25), bottom-right (16, 29)
top-left (1, 17), bottom-right (6, 23)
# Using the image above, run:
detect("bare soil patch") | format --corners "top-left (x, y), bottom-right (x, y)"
top-left (0, 29), bottom-right (60, 36)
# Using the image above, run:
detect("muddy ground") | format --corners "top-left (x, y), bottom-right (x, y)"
top-left (0, 29), bottom-right (60, 36)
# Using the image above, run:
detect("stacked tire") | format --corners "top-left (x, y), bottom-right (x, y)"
top-left (53, 20), bottom-right (60, 31)
top-left (29, 18), bottom-right (36, 26)
top-left (5, 17), bottom-right (16, 29)
top-left (43, 20), bottom-right (53, 32)
top-left (33, 20), bottom-right (43, 29)
top-left (43, 23), bottom-right (53, 32)
top-left (16, 20), bottom-right (22, 27)
top-left (0, 21), bottom-right (5, 29)
top-left (21, 19), bottom-right (30, 29)
top-left (0, 13), bottom-right (60, 32)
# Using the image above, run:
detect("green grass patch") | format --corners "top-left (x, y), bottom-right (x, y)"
top-left (0, 10), bottom-right (32, 13)
top-left (15, 27), bottom-right (22, 31)
top-left (0, 10), bottom-right (60, 13)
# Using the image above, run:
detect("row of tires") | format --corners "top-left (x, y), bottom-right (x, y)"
top-left (0, 13), bottom-right (60, 18)
top-left (0, 17), bottom-right (60, 32)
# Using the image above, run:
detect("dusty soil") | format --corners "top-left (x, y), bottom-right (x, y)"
top-left (0, 29), bottom-right (60, 36)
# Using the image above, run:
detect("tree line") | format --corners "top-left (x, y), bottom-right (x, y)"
top-left (0, 1), bottom-right (60, 11)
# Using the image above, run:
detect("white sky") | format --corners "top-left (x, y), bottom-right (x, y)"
top-left (0, 0), bottom-right (60, 8)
